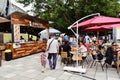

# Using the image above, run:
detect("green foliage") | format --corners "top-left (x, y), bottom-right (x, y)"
top-left (17, 0), bottom-right (120, 34)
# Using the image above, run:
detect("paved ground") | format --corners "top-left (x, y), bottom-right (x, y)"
top-left (0, 53), bottom-right (120, 80)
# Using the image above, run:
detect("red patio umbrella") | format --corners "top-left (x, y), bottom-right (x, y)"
top-left (83, 23), bottom-right (120, 32)
top-left (100, 23), bottom-right (120, 28)
top-left (83, 26), bottom-right (111, 32)
top-left (72, 16), bottom-right (120, 28)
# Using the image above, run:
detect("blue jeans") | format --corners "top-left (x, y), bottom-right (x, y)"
top-left (48, 53), bottom-right (57, 69)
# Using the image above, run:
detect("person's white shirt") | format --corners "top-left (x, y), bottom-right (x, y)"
top-left (85, 35), bottom-right (90, 44)
top-left (47, 37), bottom-right (59, 53)
top-left (92, 36), bottom-right (97, 41)
top-left (19, 39), bottom-right (25, 43)
top-left (79, 45), bottom-right (87, 57)
top-left (69, 37), bottom-right (74, 42)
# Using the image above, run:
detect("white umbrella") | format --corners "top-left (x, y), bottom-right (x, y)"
top-left (40, 27), bottom-right (61, 34)
top-left (39, 27), bottom-right (61, 40)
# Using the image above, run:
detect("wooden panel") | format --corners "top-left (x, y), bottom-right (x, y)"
top-left (11, 11), bottom-right (49, 29)
top-left (0, 41), bottom-right (47, 59)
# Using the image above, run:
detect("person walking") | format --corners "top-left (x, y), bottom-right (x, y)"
top-left (46, 34), bottom-right (59, 69)
top-left (40, 48), bottom-right (47, 73)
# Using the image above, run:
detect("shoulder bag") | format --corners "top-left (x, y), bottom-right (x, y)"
top-left (47, 39), bottom-right (54, 51)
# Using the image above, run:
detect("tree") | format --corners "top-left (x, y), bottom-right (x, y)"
top-left (17, 0), bottom-right (120, 34)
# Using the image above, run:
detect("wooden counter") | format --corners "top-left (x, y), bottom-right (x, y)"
top-left (0, 41), bottom-right (46, 59)
top-left (0, 46), bottom-right (5, 66)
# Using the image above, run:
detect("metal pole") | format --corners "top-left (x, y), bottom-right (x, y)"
top-left (68, 13), bottom-right (100, 67)
top-left (76, 21), bottom-right (79, 66)
top-left (97, 32), bottom-right (99, 40)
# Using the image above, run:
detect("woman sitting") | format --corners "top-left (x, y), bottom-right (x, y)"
top-left (103, 42), bottom-right (118, 67)
top-left (61, 41), bottom-right (71, 57)
top-left (78, 41), bottom-right (88, 60)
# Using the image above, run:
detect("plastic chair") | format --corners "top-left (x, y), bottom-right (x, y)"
top-left (61, 51), bottom-right (69, 65)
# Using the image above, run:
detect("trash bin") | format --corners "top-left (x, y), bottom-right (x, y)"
top-left (4, 49), bottom-right (12, 61)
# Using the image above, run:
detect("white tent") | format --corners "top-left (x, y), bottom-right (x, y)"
top-left (39, 27), bottom-right (61, 40)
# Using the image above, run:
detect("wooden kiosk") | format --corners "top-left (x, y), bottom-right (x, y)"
top-left (0, 11), bottom-right (49, 59)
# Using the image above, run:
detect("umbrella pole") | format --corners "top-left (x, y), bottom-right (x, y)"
top-left (64, 13), bottom-right (100, 74)
top-left (76, 21), bottom-right (79, 67)
top-left (97, 31), bottom-right (99, 41)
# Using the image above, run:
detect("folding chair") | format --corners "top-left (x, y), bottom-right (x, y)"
top-left (90, 52), bottom-right (104, 71)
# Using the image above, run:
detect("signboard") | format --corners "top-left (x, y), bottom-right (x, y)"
top-left (29, 21), bottom-right (44, 28)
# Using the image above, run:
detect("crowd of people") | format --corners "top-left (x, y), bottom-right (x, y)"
top-left (39, 33), bottom-right (120, 73)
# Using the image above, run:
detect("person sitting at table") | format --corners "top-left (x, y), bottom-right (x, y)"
top-left (61, 41), bottom-right (72, 64)
top-left (19, 36), bottom-right (25, 43)
top-left (103, 42), bottom-right (118, 67)
top-left (28, 35), bottom-right (33, 41)
top-left (61, 41), bottom-right (71, 57)
top-left (78, 41), bottom-right (88, 60)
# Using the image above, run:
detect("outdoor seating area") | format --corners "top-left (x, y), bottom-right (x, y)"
top-left (60, 40), bottom-right (120, 74)
top-left (1, 0), bottom-right (120, 80)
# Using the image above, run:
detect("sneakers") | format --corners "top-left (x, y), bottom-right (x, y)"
top-left (50, 66), bottom-right (53, 70)
top-left (52, 67), bottom-right (55, 69)
top-left (50, 66), bottom-right (56, 70)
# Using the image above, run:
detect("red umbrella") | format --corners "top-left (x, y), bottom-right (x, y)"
top-left (72, 16), bottom-right (120, 28)
top-left (100, 23), bottom-right (120, 28)
top-left (83, 23), bottom-right (120, 32)
top-left (83, 26), bottom-right (111, 32)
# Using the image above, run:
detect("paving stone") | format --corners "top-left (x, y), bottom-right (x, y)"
top-left (43, 76), bottom-right (56, 80)
top-left (0, 53), bottom-right (120, 80)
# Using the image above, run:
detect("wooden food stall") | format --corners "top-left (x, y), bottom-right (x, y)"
top-left (0, 46), bottom-right (5, 66)
top-left (0, 11), bottom-right (49, 59)
top-left (0, 41), bottom-right (46, 59)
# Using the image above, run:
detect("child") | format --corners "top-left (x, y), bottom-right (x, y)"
top-left (40, 48), bottom-right (47, 73)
